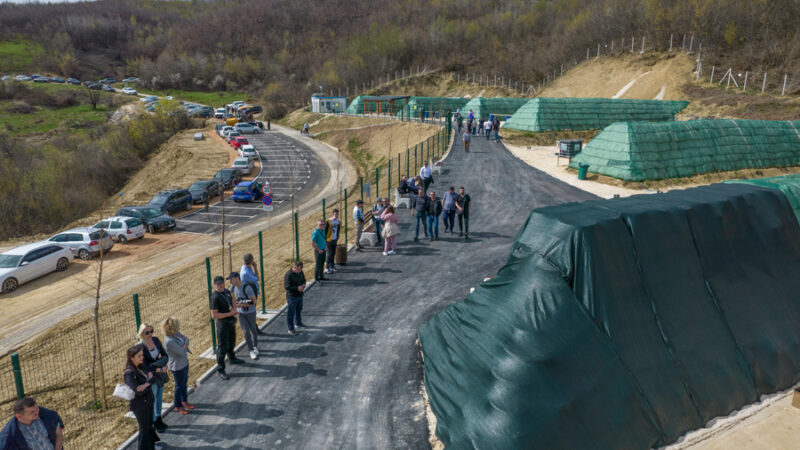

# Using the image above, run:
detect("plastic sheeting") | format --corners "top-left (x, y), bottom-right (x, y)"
top-left (460, 97), bottom-right (530, 121)
top-left (419, 183), bottom-right (800, 449)
top-left (570, 119), bottom-right (800, 181)
top-left (727, 174), bottom-right (800, 224)
top-left (504, 97), bottom-right (688, 132)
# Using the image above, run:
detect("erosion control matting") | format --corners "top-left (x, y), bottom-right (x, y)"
top-left (419, 183), bottom-right (800, 449)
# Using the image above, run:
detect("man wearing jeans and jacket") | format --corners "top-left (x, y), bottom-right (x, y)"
top-left (441, 186), bottom-right (457, 233)
top-left (411, 189), bottom-right (429, 241)
top-left (284, 261), bottom-right (306, 335)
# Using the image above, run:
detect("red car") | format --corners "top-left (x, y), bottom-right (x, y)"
top-left (231, 136), bottom-right (249, 149)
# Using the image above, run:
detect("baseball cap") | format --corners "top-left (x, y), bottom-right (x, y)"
top-left (226, 272), bottom-right (240, 280)
top-left (213, 276), bottom-right (225, 285)
top-left (356, 200), bottom-right (363, 205)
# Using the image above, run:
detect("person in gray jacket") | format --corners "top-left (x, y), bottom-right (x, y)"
top-left (162, 317), bottom-right (193, 415)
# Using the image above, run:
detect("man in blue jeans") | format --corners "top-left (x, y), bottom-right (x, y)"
top-left (426, 191), bottom-right (443, 241)
top-left (441, 186), bottom-right (457, 233)
top-left (283, 261), bottom-right (306, 335)
top-left (411, 188), bottom-right (429, 241)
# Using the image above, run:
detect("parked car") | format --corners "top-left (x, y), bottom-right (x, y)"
top-left (90, 216), bottom-right (146, 244)
top-left (101, 85), bottom-right (115, 92)
top-left (225, 130), bottom-right (241, 143)
top-left (66, 78), bottom-right (81, 85)
top-left (1, 75), bottom-right (9, 81)
top-left (232, 181), bottom-right (264, 202)
top-left (215, 124), bottom-right (228, 135)
top-left (145, 102), bottom-right (161, 112)
top-left (148, 189), bottom-right (193, 214)
top-left (99, 77), bottom-right (116, 84)
top-left (231, 136), bottom-right (249, 150)
top-left (248, 121), bottom-right (265, 129)
top-left (140, 95), bottom-right (158, 103)
top-left (219, 126), bottom-right (234, 137)
top-left (232, 157), bottom-right (254, 175)
top-left (121, 87), bottom-right (137, 95)
top-left (46, 228), bottom-right (114, 261)
top-left (32, 76), bottom-right (49, 83)
top-left (86, 82), bottom-right (102, 90)
top-left (188, 180), bottom-right (221, 204)
top-left (213, 168), bottom-right (243, 189)
top-left (0, 242), bottom-right (73, 294)
top-left (122, 77), bottom-right (139, 83)
top-left (50, 77), bottom-right (65, 83)
top-left (115, 206), bottom-right (176, 233)
top-left (215, 108), bottom-right (225, 119)
top-left (239, 144), bottom-right (258, 160)
top-left (14, 75), bottom-right (31, 81)
top-left (234, 123), bottom-right (260, 134)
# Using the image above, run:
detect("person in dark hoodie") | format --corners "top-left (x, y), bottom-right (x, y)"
top-left (124, 344), bottom-right (160, 450)
top-left (0, 397), bottom-right (63, 450)
top-left (138, 323), bottom-right (169, 432)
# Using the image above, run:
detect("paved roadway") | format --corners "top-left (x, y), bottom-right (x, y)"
top-left (133, 133), bottom-right (597, 449)
top-left (176, 131), bottom-right (328, 234)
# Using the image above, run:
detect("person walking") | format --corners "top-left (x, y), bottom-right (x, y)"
top-left (240, 253), bottom-right (265, 335)
top-left (478, 119), bottom-right (485, 136)
top-left (284, 261), bottom-right (307, 335)
top-left (138, 323), bottom-right (169, 432)
top-left (372, 198), bottom-right (386, 245)
top-left (441, 186), bottom-right (457, 233)
top-left (485, 119), bottom-right (492, 140)
top-left (162, 317), bottom-right (193, 416)
top-left (209, 276), bottom-right (242, 381)
top-left (0, 398), bottom-right (64, 450)
top-left (456, 186), bottom-right (472, 239)
top-left (426, 191), bottom-right (443, 241)
top-left (123, 344), bottom-right (159, 449)
top-left (312, 219), bottom-right (328, 282)
top-left (229, 272), bottom-right (259, 360)
top-left (463, 128), bottom-right (471, 152)
top-left (380, 205), bottom-right (399, 255)
top-left (411, 188), bottom-right (429, 241)
top-left (353, 200), bottom-right (365, 252)
top-left (420, 161), bottom-right (434, 193)
top-left (324, 209), bottom-right (341, 274)
top-left (493, 117), bottom-right (500, 142)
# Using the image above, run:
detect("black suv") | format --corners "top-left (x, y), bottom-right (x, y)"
top-left (148, 189), bottom-right (193, 214)
top-left (115, 206), bottom-right (176, 233)
top-left (188, 180), bottom-right (221, 204)
top-left (213, 169), bottom-right (243, 190)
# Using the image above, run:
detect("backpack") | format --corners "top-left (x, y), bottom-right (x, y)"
top-left (239, 281), bottom-right (259, 301)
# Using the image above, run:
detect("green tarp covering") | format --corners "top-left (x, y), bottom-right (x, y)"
top-left (399, 97), bottom-right (470, 119)
top-left (570, 119), bottom-right (800, 181)
top-left (727, 174), bottom-right (800, 224)
top-left (346, 95), bottom-right (409, 114)
top-left (504, 97), bottom-right (688, 132)
top-left (420, 183), bottom-right (800, 449)
top-left (460, 97), bottom-right (529, 121)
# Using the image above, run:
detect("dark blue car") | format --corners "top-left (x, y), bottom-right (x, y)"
top-left (232, 181), bottom-right (264, 202)
top-left (148, 189), bottom-right (193, 214)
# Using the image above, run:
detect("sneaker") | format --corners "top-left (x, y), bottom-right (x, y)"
top-left (249, 350), bottom-right (258, 360)
top-left (288, 329), bottom-right (297, 336)
top-left (217, 371), bottom-right (229, 381)
top-left (181, 401), bottom-right (195, 410)
top-left (383, 251), bottom-right (388, 256)
top-left (388, 250), bottom-right (396, 255)
top-left (296, 322), bottom-right (307, 328)
top-left (324, 269), bottom-right (331, 274)
top-left (229, 358), bottom-right (244, 365)
top-left (253, 348), bottom-right (260, 356)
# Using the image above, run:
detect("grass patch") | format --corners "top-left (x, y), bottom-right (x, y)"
top-left (0, 102), bottom-right (110, 136)
top-left (0, 39), bottom-right (43, 72)
top-left (135, 89), bottom-right (249, 107)
top-left (502, 128), bottom-right (600, 147)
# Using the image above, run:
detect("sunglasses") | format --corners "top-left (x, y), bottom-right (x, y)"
top-left (143, 330), bottom-right (153, 336)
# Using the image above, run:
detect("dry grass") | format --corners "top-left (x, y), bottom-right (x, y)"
top-left (502, 128), bottom-right (600, 147)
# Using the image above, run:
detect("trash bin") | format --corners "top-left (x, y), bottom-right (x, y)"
top-left (335, 244), bottom-right (348, 265)
top-left (578, 163), bottom-right (590, 180)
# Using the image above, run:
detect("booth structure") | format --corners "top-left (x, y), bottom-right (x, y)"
top-left (311, 94), bottom-right (347, 114)
top-left (346, 95), bottom-right (410, 115)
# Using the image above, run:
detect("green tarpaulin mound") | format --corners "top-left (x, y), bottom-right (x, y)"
top-left (727, 174), bottom-right (800, 224)
top-left (398, 97), bottom-right (470, 119)
top-left (504, 97), bottom-right (688, 132)
top-left (419, 183), bottom-right (800, 449)
top-left (460, 97), bottom-right (529, 121)
top-left (346, 95), bottom-right (409, 115)
top-left (570, 119), bottom-right (800, 181)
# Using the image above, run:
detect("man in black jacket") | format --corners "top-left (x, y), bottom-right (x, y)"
top-left (410, 189), bottom-right (429, 241)
top-left (425, 191), bottom-right (443, 241)
top-left (210, 276), bottom-right (243, 380)
top-left (0, 397), bottom-right (64, 450)
top-left (284, 261), bottom-right (307, 335)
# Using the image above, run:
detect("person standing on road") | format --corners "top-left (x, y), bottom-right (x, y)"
top-left (138, 323), bottom-right (169, 432)
top-left (372, 198), bottom-right (386, 245)
top-left (284, 261), bottom-right (307, 335)
top-left (0, 398), bottom-right (64, 450)
top-left (380, 205), bottom-right (399, 255)
top-left (478, 118), bottom-right (485, 136)
top-left (162, 317), bottom-right (193, 417)
top-left (229, 272), bottom-right (259, 360)
top-left (463, 129), bottom-right (471, 152)
top-left (485, 119), bottom-right (492, 140)
top-left (426, 191), bottom-right (443, 241)
top-left (442, 186), bottom-right (457, 233)
top-left (240, 253), bottom-right (265, 336)
top-left (456, 186), bottom-right (472, 239)
top-left (411, 188), bottom-right (429, 241)
top-left (324, 209), bottom-right (341, 274)
top-left (493, 117), bottom-right (500, 142)
top-left (420, 161), bottom-right (434, 193)
top-left (123, 345), bottom-right (159, 449)
top-left (210, 276), bottom-right (242, 381)
top-left (353, 200), bottom-right (365, 252)
top-left (312, 220), bottom-right (328, 282)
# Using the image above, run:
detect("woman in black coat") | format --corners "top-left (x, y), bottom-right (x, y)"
top-left (124, 344), bottom-right (160, 450)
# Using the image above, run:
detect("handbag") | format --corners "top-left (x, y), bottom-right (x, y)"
top-left (113, 383), bottom-right (135, 401)
top-left (382, 221), bottom-right (400, 238)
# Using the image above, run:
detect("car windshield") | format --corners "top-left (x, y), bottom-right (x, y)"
top-left (233, 186), bottom-right (249, 193)
top-left (0, 255), bottom-right (22, 268)
top-left (141, 208), bottom-right (162, 218)
top-left (190, 182), bottom-right (208, 190)
top-left (150, 194), bottom-right (170, 203)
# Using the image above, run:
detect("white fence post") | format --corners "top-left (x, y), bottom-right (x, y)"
top-left (782, 74), bottom-right (787, 96)
top-left (762, 72), bottom-right (767, 92)
top-left (682, 34), bottom-right (686, 51)
top-left (669, 34), bottom-right (673, 51)
top-left (641, 36), bottom-right (645, 53)
top-left (743, 71), bottom-right (748, 91)
top-left (631, 36), bottom-right (634, 52)
top-left (689, 35), bottom-right (694, 52)
top-left (710, 66), bottom-right (715, 83)
top-left (597, 43), bottom-right (600, 57)
top-left (586, 48), bottom-right (589, 60)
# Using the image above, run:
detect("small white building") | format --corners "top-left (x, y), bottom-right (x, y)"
top-left (311, 94), bottom-right (347, 114)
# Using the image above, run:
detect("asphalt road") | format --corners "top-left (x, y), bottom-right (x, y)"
top-left (134, 132), bottom-right (597, 449)
top-left (176, 131), bottom-right (328, 234)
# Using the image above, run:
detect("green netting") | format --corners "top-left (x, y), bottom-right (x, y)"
top-left (460, 97), bottom-right (529, 121)
top-left (346, 95), bottom-right (409, 114)
top-left (727, 174), bottom-right (800, 224)
top-left (569, 119), bottom-right (800, 181)
top-left (397, 97), bottom-right (470, 119)
top-left (504, 97), bottom-right (689, 132)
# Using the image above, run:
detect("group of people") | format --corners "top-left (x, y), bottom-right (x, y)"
top-left (456, 108), bottom-right (500, 151)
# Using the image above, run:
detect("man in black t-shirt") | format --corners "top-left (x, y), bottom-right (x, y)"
top-left (455, 186), bottom-right (472, 239)
top-left (209, 275), bottom-right (243, 380)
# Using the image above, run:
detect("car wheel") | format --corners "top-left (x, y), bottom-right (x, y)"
top-left (56, 257), bottom-right (69, 272)
top-left (185, 202), bottom-right (191, 211)
top-left (148, 225), bottom-right (156, 234)
top-left (78, 248), bottom-right (91, 260)
top-left (118, 235), bottom-right (128, 244)
top-left (1, 277), bottom-right (18, 294)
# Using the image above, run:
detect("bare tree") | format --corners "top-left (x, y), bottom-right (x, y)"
top-left (85, 86), bottom-right (100, 111)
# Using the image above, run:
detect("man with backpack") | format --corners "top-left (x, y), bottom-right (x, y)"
top-left (228, 272), bottom-right (259, 360)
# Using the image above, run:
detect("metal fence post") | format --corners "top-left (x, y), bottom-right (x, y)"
top-left (375, 167), bottom-right (379, 198)
top-left (344, 189), bottom-right (349, 245)
top-left (414, 145), bottom-right (418, 174)
top-left (322, 198), bottom-right (326, 220)
top-left (387, 160), bottom-right (391, 198)
top-left (360, 176), bottom-right (364, 202)
top-left (293, 212), bottom-right (300, 262)
top-left (205, 257), bottom-right (216, 350)
top-left (11, 353), bottom-right (24, 399)
top-left (132, 293), bottom-right (141, 330)
top-left (406, 149), bottom-right (410, 177)
top-left (258, 231), bottom-right (265, 314)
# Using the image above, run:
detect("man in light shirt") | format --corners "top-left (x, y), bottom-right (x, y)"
top-left (420, 161), bottom-right (433, 193)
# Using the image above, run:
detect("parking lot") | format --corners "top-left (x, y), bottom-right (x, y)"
top-left (175, 131), bottom-right (328, 234)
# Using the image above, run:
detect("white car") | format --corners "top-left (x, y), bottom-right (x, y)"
top-left (239, 144), bottom-right (257, 160)
top-left (121, 87), bottom-right (137, 95)
top-left (90, 216), bottom-right (146, 244)
top-left (0, 242), bottom-right (73, 294)
top-left (215, 108), bottom-right (225, 119)
top-left (219, 126), bottom-right (234, 137)
top-left (140, 95), bottom-right (158, 103)
top-left (234, 123), bottom-right (260, 134)
top-left (232, 157), bottom-right (254, 175)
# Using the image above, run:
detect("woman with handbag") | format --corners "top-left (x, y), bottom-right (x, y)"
top-left (162, 317), bottom-right (194, 415)
top-left (138, 323), bottom-right (169, 432)
top-left (380, 205), bottom-right (399, 255)
top-left (124, 344), bottom-right (160, 450)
